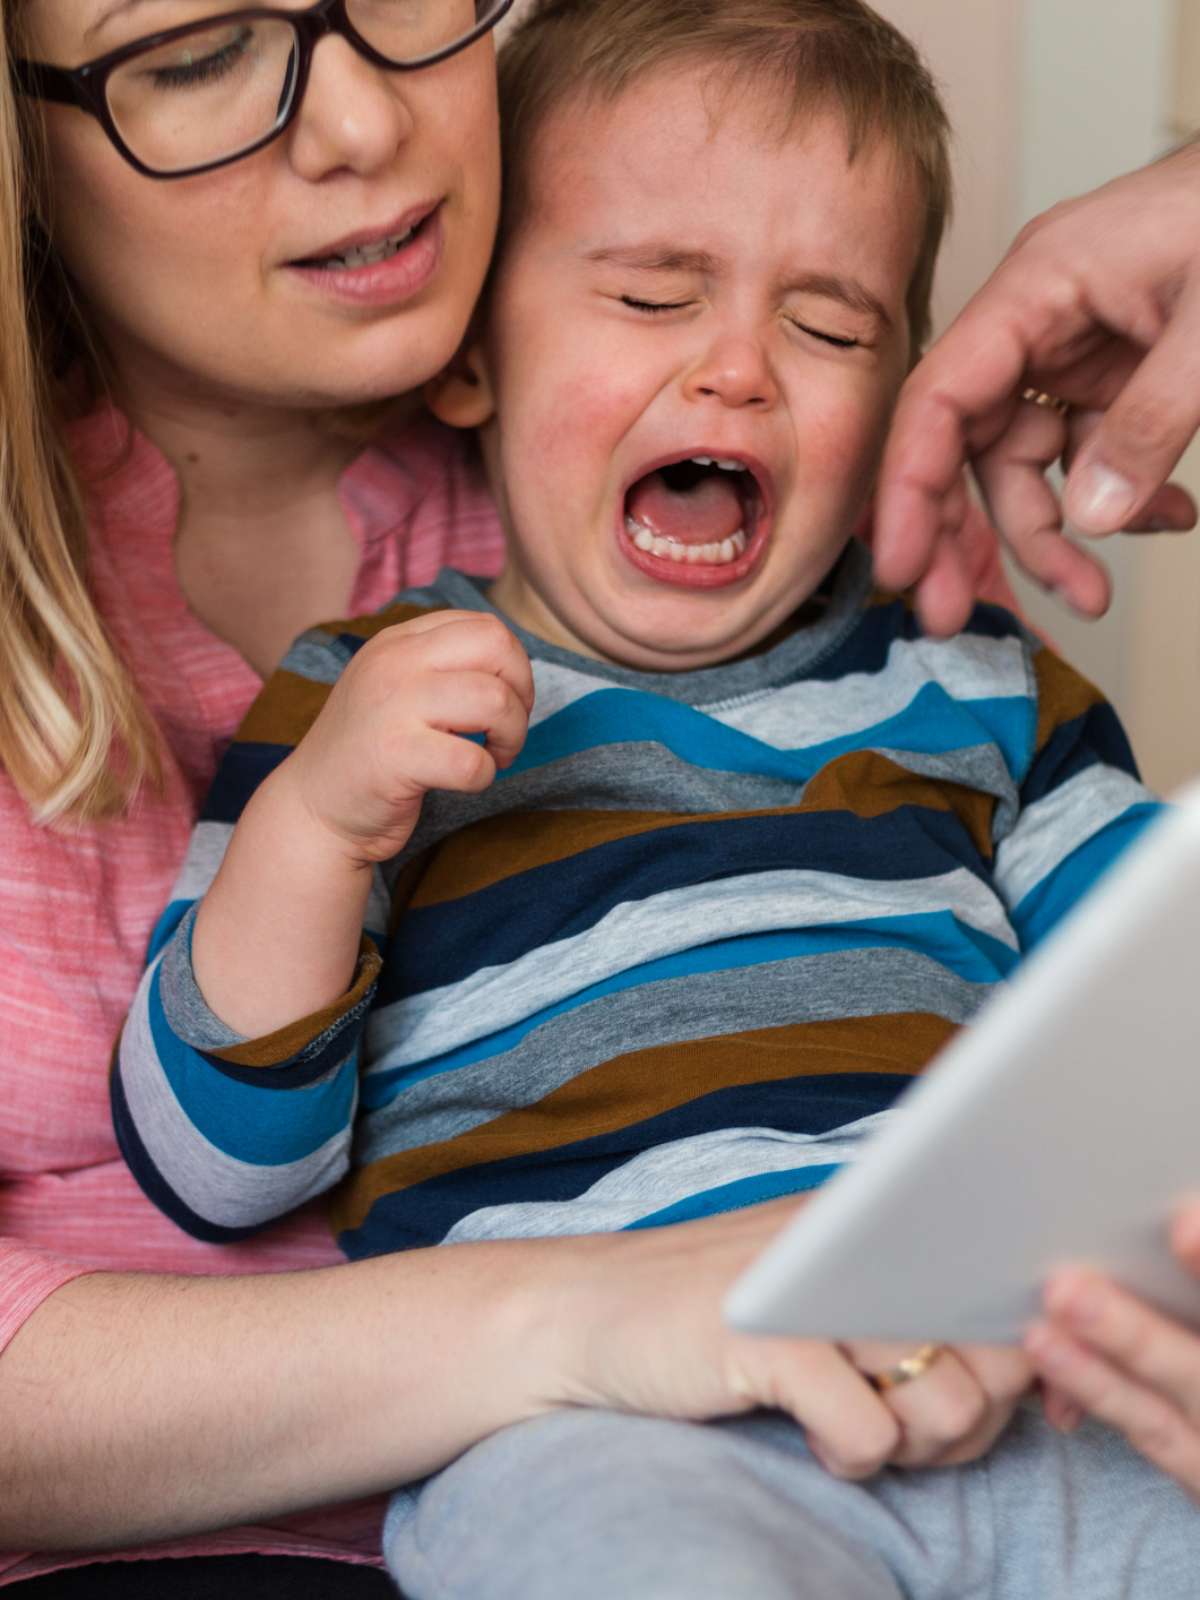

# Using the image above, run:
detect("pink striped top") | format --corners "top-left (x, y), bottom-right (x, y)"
top-left (0, 406), bottom-right (503, 1586)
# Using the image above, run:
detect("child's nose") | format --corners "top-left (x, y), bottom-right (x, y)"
top-left (682, 335), bottom-right (779, 411)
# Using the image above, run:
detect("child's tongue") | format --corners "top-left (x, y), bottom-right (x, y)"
top-left (627, 468), bottom-right (744, 546)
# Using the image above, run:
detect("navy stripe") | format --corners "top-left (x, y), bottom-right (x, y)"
top-left (1022, 703), bottom-right (1139, 806)
top-left (381, 804), bottom-right (993, 1004)
top-left (339, 1073), bottom-right (912, 1257)
top-left (110, 1063), bottom-right (264, 1245)
top-left (202, 742), bottom-right (294, 825)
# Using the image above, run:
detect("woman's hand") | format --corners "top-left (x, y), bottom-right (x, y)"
top-left (874, 141), bottom-right (1200, 635)
top-left (544, 1201), bottom-right (1032, 1480)
top-left (1024, 1200), bottom-right (1200, 1498)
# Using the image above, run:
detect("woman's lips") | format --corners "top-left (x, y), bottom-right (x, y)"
top-left (284, 205), bottom-right (444, 308)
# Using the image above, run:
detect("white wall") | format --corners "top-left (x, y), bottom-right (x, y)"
top-left (1009, 0), bottom-right (1173, 736)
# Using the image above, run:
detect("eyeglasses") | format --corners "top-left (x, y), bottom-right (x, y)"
top-left (13, 0), bottom-right (513, 179)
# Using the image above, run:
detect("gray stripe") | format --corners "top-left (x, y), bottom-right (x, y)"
top-left (158, 904), bottom-right (244, 1050)
top-left (169, 821), bottom-right (233, 909)
top-left (994, 767), bottom-right (1155, 908)
top-left (873, 743), bottom-right (1020, 839)
top-left (387, 746), bottom-right (810, 874)
top-left (120, 972), bottom-right (351, 1229)
top-left (717, 633), bottom-right (1030, 752)
top-left (441, 1117), bottom-right (893, 1243)
top-left (281, 630), bottom-right (359, 684)
top-left (356, 945), bottom-right (984, 1163)
top-left (367, 865), bottom-right (1012, 1071)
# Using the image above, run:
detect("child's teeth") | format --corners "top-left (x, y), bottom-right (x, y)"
top-left (626, 515), bottom-right (747, 566)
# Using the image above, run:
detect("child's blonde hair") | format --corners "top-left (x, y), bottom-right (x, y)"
top-left (498, 0), bottom-right (952, 351)
top-left (1, 7), bottom-right (161, 824)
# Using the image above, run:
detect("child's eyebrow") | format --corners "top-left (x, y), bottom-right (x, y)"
top-left (583, 245), bottom-right (721, 276)
top-left (785, 272), bottom-right (893, 330)
top-left (581, 247), bottom-right (892, 329)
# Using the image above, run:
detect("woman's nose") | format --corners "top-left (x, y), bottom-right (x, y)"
top-left (287, 36), bottom-right (416, 179)
top-left (682, 334), bottom-right (779, 410)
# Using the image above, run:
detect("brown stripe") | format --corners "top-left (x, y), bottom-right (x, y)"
top-left (800, 751), bottom-right (996, 861)
top-left (331, 1011), bottom-right (956, 1232)
top-left (210, 937), bottom-right (382, 1068)
top-left (235, 670), bottom-right (335, 750)
top-left (411, 752), bottom-right (995, 908)
top-left (1032, 646), bottom-right (1104, 757)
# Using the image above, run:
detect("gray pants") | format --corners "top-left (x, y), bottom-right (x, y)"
top-left (384, 1402), bottom-right (1199, 1598)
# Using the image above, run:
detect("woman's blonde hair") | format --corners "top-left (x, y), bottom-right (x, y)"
top-left (0, 7), bottom-right (161, 824)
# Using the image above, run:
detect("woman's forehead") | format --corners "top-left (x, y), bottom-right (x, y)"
top-left (22, 0), bottom-right (246, 56)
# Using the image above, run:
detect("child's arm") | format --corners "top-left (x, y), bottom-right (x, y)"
top-left (993, 641), bottom-right (1163, 947)
top-left (114, 606), bottom-right (533, 1239)
top-left (193, 607), bottom-right (532, 1035)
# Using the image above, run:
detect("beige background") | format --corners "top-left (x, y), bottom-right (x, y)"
top-left (500, 0), bottom-right (1200, 793)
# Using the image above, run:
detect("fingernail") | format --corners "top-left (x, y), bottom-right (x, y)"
top-left (1069, 464), bottom-right (1138, 533)
top-left (1046, 1275), bottom-right (1103, 1326)
top-left (1026, 1327), bottom-right (1070, 1373)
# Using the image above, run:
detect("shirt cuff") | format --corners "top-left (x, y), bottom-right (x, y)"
top-left (157, 904), bottom-right (382, 1076)
top-left (0, 1241), bottom-right (96, 1359)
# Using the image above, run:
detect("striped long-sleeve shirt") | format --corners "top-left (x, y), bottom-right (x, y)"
top-left (114, 543), bottom-right (1160, 1260)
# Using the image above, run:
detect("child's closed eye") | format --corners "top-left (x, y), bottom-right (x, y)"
top-left (619, 294), bottom-right (692, 314)
top-left (787, 319), bottom-right (862, 350)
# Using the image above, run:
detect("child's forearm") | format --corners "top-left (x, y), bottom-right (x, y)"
top-left (192, 763), bottom-right (375, 1037)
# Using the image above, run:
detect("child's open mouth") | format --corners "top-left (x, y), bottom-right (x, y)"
top-left (619, 453), bottom-right (770, 587)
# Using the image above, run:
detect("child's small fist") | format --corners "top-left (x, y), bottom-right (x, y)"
top-left (280, 610), bottom-right (534, 863)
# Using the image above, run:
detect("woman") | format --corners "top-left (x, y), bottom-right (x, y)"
top-left (0, 0), bottom-right (1036, 1591)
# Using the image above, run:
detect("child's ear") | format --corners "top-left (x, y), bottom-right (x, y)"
top-left (425, 342), bottom-right (496, 430)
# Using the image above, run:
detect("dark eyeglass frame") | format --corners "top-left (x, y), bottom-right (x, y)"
top-left (12, 0), bottom-right (514, 179)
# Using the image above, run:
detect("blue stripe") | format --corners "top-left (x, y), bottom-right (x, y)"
top-left (502, 683), bottom-right (1033, 792)
top-left (341, 1076), bottom-right (912, 1257)
top-left (625, 1163), bottom-right (842, 1229)
top-left (383, 803), bottom-right (995, 1004)
top-left (362, 912), bottom-right (1013, 1108)
top-left (148, 964), bottom-right (360, 1165)
top-left (1012, 802), bottom-right (1160, 950)
top-left (110, 1061), bottom-right (263, 1244)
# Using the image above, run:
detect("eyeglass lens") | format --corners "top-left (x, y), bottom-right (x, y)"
top-left (105, 0), bottom-right (504, 173)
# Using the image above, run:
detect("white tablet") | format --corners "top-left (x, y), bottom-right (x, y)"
top-left (725, 782), bottom-right (1200, 1345)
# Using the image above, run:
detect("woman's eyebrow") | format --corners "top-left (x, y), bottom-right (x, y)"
top-left (86, 0), bottom-right (205, 39)
top-left (583, 244), bottom-right (721, 276)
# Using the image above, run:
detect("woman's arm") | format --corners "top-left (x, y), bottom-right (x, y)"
top-left (0, 1207), bottom-right (803, 1550)
top-left (0, 1198), bottom-right (1034, 1552)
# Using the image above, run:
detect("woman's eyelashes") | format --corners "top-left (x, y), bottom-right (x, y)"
top-left (616, 294), bottom-right (862, 349)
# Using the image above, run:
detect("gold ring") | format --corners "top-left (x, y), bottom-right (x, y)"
top-left (1020, 386), bottom-right (1070, 416)
top-left (864, 1342), bottom-right (945, 1392)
